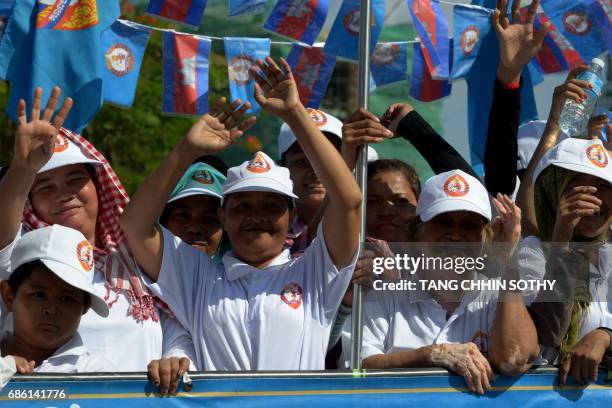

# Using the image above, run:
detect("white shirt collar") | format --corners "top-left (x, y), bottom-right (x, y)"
top-left (223, 249), bottom-right (292, 281)
top-left (42, 333), bottom-right (86, 365)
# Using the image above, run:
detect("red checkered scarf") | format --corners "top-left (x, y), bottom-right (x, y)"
top-left (22, 128), bottom-right (161, 322)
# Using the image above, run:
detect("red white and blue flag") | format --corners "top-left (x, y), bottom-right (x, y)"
top-left (286, 44), bottom-right (336, 108)
top-left (162, 32), bottom-right (211, 116)
top-left (407, 0), bottom-right (449, 80)
top-left (533, 12), bottom-right (584, 73)
top-left (147, 0), bottom-right (207, 28)
top-left (409, 40), bottom-right (451, 102)
top-left (263, 0), bottom-right (328, 46)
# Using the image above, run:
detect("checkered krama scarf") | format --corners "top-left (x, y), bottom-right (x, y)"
top-left (22, 128), bottom-right (160, 322)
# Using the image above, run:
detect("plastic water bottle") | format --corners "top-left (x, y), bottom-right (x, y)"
top-left (559, 58), bottom-right (606, 137)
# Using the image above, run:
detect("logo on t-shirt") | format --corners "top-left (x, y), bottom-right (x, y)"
top-left (443, 174), bottom-right (470, 197)
top-left (280, 282), bottom-right (303, 309)
top-left (76, 240), bottom-right (94, 272)
top-left (471, 330), bottom-right (488, 355)
top-left (246, 152), bottom-right (272, 173)
top-left (54, 134), bottom-right (69, 153)
top-left (586, 144), bottom-right (608, 168)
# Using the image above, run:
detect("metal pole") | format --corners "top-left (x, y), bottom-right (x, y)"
top-left (350, 0), bottom-right (372, 371)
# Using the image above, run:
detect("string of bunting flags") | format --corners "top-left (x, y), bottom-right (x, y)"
top-left (0, 0), bottom-right (609, 169)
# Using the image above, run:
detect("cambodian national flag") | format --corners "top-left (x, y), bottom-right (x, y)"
top-left (0, 0), bottom-right (120, 133)
top-left (450, 4), bottom-right (491, 80)
top-left (147, 0), bottom-right (207, 28)
top-left (286, 44), bottom-right (336, 108)
top-left (409, 40), bottom-right (451, 102)
top-left (541, 0), bottom-right (607, 62)
top-left (229, 0), bottom-right (266, 17)
top-left (371, 42), bottom-right (408, 88)
top-left (323, 0), bottom-right (385, 61)
top-left (263, 0), bottom-right (328, 46)
top-left (407, 0), bottom-right (449, 80)
top-left (102, 20), bottom-right (151, 108)
top-left (224, 37), bottom-right (271, 114)
top-left (162, 32), bottom-right (211, 116)
top-left (533, 12), bottom-right (584, 73)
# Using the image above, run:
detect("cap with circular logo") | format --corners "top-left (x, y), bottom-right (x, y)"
top-left (38, 132), bottom-right (101, 174)
top-left (9, 225), bottom-right (109, 317)
top-left (167, 163), bottom-right (226, 204)
top-left (277, 108), bottom-right (379, 161)
top-left (222, 151), bottom-right (298, 201)
top-left (416, 169), bottom-right (492, 222)
top-left (534, 138), bottom-right (612, 185)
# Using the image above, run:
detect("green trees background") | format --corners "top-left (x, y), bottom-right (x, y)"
top-left (0, 0), bottom-right (441, 194)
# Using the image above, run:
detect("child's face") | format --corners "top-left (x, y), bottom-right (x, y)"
top-left (1, 265), bottom-right (89, 352)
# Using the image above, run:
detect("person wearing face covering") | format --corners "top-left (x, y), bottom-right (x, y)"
top-left (517, 138), bottom-right (612, 385)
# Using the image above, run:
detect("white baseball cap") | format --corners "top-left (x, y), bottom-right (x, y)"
top-left (534, 138), bottom-right (612, 185)
top-left (517, 120), bottom-right (568, 171)
top-left (416, 169), bottom-right (492, 222)
top-left (222, 151), bottom-right (298, 202)
top-left (277, 108), bottom-right (379, 161)
top-left (167, 163), bottom-right (226, 204)
top-left (10, 225), bottom-right (109, 317)
top-left (38, 132), bottom-right (101, 174)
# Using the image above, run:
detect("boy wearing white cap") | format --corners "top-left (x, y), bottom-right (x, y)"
top-left (362, 169), bottom-right (539, 394)
top-left (517, 138), bottom-right (612, 385)
top-left (120, 57), bottom-right (361, 370)
top-left (0, 225), bottom-right (114, 377)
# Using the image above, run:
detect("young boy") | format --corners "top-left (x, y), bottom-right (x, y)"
top-left (0, 225), bottom-right (115, 379)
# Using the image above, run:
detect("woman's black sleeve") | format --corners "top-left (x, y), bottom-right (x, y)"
top-left (396, 111), bottom-right (478, 178)
top-left (483, 78), bottom-right (522, 196)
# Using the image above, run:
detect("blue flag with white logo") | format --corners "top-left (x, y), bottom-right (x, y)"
top-left (224, 37), bottom-right (270, 114)
top-left (229, 0), bottom-right (266, 17)
top-left (451, 4), bottom-right (491, 80)
top-left (541, 0), bottom-right (607, 62)
top-left (370, 42), bottom-right (408, 88)
top-left (323, 0), bottom-right (385, 61)
top-left (102, 20), bottom-right (151, 108)
top-left (0, 0), bottom-right (120, 133)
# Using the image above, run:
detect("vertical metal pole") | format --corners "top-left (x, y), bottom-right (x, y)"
top-left (350, 0), bottom-right (371, 371)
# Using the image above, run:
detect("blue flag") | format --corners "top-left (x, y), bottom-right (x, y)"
top-left (0, 0), bottom-right (120, 133)
top-left (229, 0), bottom-right (266, 17)
top-left (162, 32), bottom-right (211, 116)
top-left (585, 0), bottom-right (612, 53)
top-left (371, 42), bottom-right (408, 88)
top-left (102, 20), bottom-right (151, 108)
top-left (323, 0), bottom-right (385, 61)
top-left (286, 44), bottom-right (336, 108)
top-left (407, 0), bottom-right (450, 79)
top-left (541, 0), bottom-right (607, 62)
top-left (263, 0), bottom-right (329, 46)
top-left (465, 0), bottom-right (538, 172)
top-left (451, 4), bottom-right (492, 80)
top-left (0, 0), bottom-right (14, 38)
top-left (224, 37), bottom-right (270, 114)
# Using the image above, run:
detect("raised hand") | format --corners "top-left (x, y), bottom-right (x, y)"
top-left (14, 86), bottom-right (73, 172)
top-left (381, 103), bottom-right (414, 134)
top-left (250, 57), bottom-right (301, 120)
top-left (184, 97), bottom-right (256, 155)
top-left (587, 114), bottom-right (611, 145)
top-left (341, 108), bottom-right (394, 170)
top-left (552, 186), bottom-right (602, 243)
top-left (493, 0), bottom-right (548, 83)
top-left (491, 193), bottom-right (522, 258)
top-left (548, 66), bottom-right (590, 125)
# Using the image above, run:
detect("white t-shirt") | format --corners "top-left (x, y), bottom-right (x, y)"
top-left (0, 332), bottom-right (116, 373)
top-left (362, 289), bottom-right (497, 361)
top-left (148, 224), bottom-right (358, 371)
top-left (517, 236), bottom-right (612, 341)
top-left (0, 228), bottom-right (192, 372)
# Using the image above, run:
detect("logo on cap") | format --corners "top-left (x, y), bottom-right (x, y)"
top-left (246, 152), bottom-right (271, 173)
top-left (192, 170), bottom-right (214, 184)
top-left (308, 108), bottom-right (328, 127)
top-left (76, 240), bottom-right (94, 272)
top-left (54, 134), bottom-right (69, 153)
top-left (460, 26), bottom-right (480, 56)
top-left (443, 174), bottom-right (470, 197)
top-left (280, 282), bottom-right (302, 309)
top-left (563, 11), bottom-right (592, 36)
top-left (586, 144), bottom-right (608, 168)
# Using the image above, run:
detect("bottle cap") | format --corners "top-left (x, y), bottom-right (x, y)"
top-left (591, 58), bottom-right (605, 68)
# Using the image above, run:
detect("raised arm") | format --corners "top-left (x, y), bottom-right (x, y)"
top-left (251, 57), bottom-right (362, 268)
top-left (0, 87), bottom-right (72, 249)
top-left (119, 98), bottom-right (256, 281)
